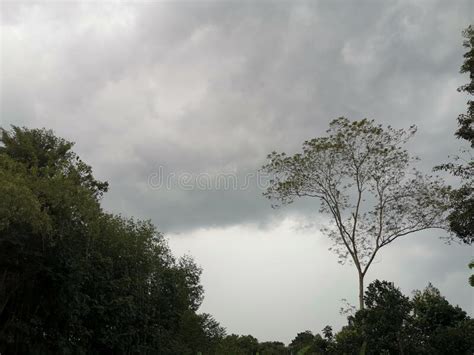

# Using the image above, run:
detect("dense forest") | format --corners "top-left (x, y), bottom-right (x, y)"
top-left (0, 11), bottom-right (473, 355)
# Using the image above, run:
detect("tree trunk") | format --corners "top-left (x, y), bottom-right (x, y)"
top-left (358, 272), bottom-right (365, 310)
top-left (398, 332), bottom-right (404, 355)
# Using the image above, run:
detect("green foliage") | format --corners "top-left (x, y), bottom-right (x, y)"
top-left (0, 126), bottom-right (108, 198)
top-left (0, 126), bottom-right (224, 354)
top-left (333, 325), bottom-right (364, 355)
top-left (216, 334), bottom-right (259, 355)
top-left (408, 284), bottom-right (473, 354)
top-left (435, 26), bottom-right (474, 245)
top-left (258, 341), bottom-right (287, 354)
top-left (469, 260), bottom-right (474, 287)
top-left (321, 325), bottom-right (333, 340)
top-left (349, 280), bottom-right (411, 354)
top-left (179, 311), bottom-right (226, 354)
top-left (446, 183), bottom-right (474, 244)
top-left (289, 330), bottom-right (315, 353)
top-left (222, 283), bottom-right (473, 354)
top-left (331, 280), bottom-right (474, 355)
top-left (457, 25), bottom-right (474, 145)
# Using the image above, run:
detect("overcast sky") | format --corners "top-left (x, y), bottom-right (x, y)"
top-left (1, 0), bottom-right (473, 344)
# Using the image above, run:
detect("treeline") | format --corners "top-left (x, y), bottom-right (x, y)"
top-left (0, 127), bottom-right (224, 354)
top-left (218, 281), bottom-right (474, 354)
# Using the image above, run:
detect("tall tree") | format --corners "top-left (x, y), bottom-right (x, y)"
top-left (262, 118), bottom-right (447, 309)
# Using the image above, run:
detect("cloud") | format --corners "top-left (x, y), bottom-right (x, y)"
top-left (2, 1), bottom-right (471, 231)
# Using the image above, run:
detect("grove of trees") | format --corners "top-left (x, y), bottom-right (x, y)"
top-left (288, 280), bottom-right (473, 355)
top-left (0, 127), bottom-right (224, 354)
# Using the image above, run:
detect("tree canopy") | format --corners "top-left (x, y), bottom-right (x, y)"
top-left (262, 118), bottom-right (448, 309)
top-left (457, 25), bottom-right (474, 146)
top-left (0, 126), bottom-right (225, 354)
top-left (333, 280), bottom-right (474, 355)
top-left (435, 25), bottom-right (474, 245)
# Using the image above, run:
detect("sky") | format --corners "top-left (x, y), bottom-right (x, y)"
top-left (1, 0), bottom-right (473, 344)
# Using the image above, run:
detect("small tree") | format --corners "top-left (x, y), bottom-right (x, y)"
top-left (353, 280), bottom-right (412, 353)
top-left (262, 118), bottom-right (447, 309)
top-left (289, 330), bottom-right (315, 353)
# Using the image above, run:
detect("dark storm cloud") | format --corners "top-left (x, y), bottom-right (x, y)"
top-left (2, 1), bottom-right (471, 232)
